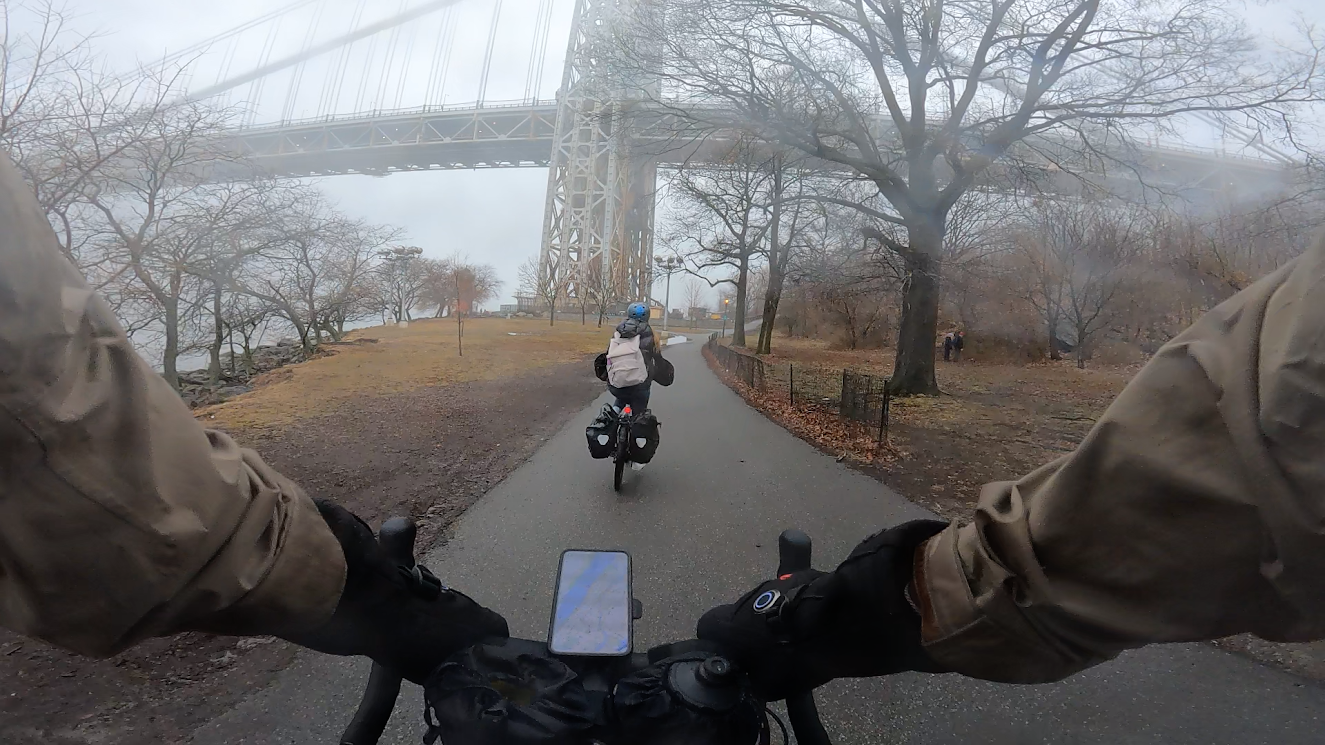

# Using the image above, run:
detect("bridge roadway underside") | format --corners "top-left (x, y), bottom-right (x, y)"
top-left (228, 104), bottom-right (1287, 198)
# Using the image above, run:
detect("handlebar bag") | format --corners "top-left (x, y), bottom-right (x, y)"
top-left (425, 639), bottom-right (599, 745)
top-left (612, 652), bottom-right (768, 745)
top-left (593, 352), bottom-right (608, 382)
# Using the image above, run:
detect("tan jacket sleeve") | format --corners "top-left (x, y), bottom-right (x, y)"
top-left (913, 231), bottom-right (1325, 684)
top-left (0, 155), bottom-right (345, 658)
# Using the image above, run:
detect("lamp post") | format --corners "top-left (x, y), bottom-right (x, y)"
top-left (654, 255), bottom-right (682, 334)
top-left (721, 297), bottom-right (730, 338)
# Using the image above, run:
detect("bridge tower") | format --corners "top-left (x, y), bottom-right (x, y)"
top-left (539, 0), bottom-right (655, 303)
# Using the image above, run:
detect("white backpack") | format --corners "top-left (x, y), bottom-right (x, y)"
top-left (606, 332), bottom-right (649, 387)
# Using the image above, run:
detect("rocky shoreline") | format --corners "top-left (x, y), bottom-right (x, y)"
top-left (176, 340), bottom-right (309, 408)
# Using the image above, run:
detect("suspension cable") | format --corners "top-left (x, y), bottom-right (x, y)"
top-left (182, 0), bottom-right (464, 103)
top-left (281, 1), bottom-right (326, 122)
top-left (477, 0), bottom-right (505, 106)
top-left (376, 1), bottom-right (408, 112)
top-left (434, 7), bottom-right (459, 106)
top-left (153, 0), bottom-right (323, 72)
top-left (523, 0), bottom-right (554, 103)
top-left (323, 0), bottom-right (369, 118)
top-left (243, 17), bottom-right (284, 125)
top-left (392, 16), bottom-right (420, 109)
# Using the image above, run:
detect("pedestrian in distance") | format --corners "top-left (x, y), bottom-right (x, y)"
top-left (953, 330), bottom-right (965, 362)
top-left (943, 331), bottom-right (954, 362)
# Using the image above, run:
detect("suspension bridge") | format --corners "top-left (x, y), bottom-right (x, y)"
top-left (157, 0), bottom-right (1293, 301)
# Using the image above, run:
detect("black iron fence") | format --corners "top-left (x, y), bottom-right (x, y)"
top-left (705, 334), bottom-right (891, 445)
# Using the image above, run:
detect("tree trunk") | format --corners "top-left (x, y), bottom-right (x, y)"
top-left (1048, 316), bottom-right (1061, 361)
top-left (239, 329), bottom-right (255, 375)
top-left (227, 323), bottom-right (237, 377)
top-left (732, 252), bottom-right (751, 347)
top-left (1076, 320), bottom-right (1087, 369)
top-left (756, 177), bottom-right (784, 355)
top-left (209, 283), bottom-right (224, 386)
top-left (457, 312), bottom-right (464, 357)
top-left (889, 236), bottom-right (941, 396)
top-left (285, 311), bottom-right (312, 356)
top-left (162, 298), bottom-right (180, 392)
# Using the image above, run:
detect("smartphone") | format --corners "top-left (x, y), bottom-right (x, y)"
top-left (548, 550), bottom-right (633, 656)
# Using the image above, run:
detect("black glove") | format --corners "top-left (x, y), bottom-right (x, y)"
top-left (280, 500), bottom-right (510, 684)
top-left (696, 520), bottom-right (949, 701)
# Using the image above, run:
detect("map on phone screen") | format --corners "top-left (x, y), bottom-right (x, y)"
top-left (549, 550), bottom-right (631, 655)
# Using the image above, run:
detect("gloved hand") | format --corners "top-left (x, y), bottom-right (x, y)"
top-left (696, 520), bottom-right (949, 701)
top-left (280, 500), bottom-right (509, 684)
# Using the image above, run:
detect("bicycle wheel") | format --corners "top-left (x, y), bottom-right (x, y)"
top-left (613, 456), bottom-right (625, 491)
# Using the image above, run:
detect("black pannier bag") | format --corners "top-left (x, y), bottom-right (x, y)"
top-left (585, 404), bottom-right (616, 459)
top-left (628, 412), bottom-right (661, 463)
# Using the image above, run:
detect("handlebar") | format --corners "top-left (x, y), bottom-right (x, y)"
top-left (338, 518), bottom-right (415, 745)
top-left (340, 521), bottom-right (832, 745)
top-left (777, 531), bottom-right (833, 745)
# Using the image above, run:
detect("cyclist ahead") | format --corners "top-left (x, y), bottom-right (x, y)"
top-left (602, 302), bottom-right (667, 413)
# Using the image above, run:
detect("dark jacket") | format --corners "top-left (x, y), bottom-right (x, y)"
top-left (608, 318), bottom-right (663, 385)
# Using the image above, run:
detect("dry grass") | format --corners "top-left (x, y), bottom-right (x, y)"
top-left (197, 317), bottom-right (610, 430)
top-left (750, 335), bottom-right (1138, 513)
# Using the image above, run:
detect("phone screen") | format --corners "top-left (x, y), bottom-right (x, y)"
top-left (548, 550), bottom-right (632, 656)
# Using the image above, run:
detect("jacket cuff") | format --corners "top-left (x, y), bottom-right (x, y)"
top-left (913, 523), bottom-right (1109, 683)
top-left (186, 489), bottom-right (346, 638)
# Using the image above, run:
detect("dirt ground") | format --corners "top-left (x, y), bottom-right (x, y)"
top-left (0, 318), bottom-right (606, 745)
top-left (709, 334), bottom-right (1325, 681)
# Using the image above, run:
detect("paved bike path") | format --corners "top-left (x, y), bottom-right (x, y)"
top-left (193, 340), bottom-right (1325, 745)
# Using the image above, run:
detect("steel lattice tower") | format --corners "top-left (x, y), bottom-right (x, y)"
top-left (539, 0), bottom-right (655, 303)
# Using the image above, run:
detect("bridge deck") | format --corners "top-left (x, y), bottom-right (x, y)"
top-left (229, 102), bottom-right (1288, 194)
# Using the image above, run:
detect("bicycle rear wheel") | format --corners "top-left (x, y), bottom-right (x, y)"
top-left (613, 421), bottom-right (629, 491)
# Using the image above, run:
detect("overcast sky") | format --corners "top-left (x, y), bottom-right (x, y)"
top-left (50, 0), bottom-right (1325, 308)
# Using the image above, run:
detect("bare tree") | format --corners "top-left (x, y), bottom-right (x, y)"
top-left (374, 245), bottom-right (427, 323)
top-left (585, 258), bottom-right (624, 327)
top-left (189, 182), bottom-right (302, 385)
top-left (682, 277), bottom-right (708, 327)
top-left (616, 0), bottom-right (1324, 392)
top-left (664, 136), bottom-right (776, 347)
top-left (80, 98), bottom-right (260, 388)
top-left (1012, 212), bottom-right (1072, 361)
top-left (239, 198), bottom-right (394, 354)
top-left (755, 155), bottom-right (819, 353)
top-left (220, 292), bottom-right (274, 377)
top-left (1012, 199), bottom-right (1141, 366)
top-left (519, 255), bottom-right (567, 326)
top-left (421, 256), bottom-right (458, 317)
top-left (437, 256), bottom-right (502, 355)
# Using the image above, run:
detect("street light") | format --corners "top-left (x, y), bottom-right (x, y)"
top-left (721, 297), bottom-right (730, 338)
top-left (654, 255), bottom-right (683, 334)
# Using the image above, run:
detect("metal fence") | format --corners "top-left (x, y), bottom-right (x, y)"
top-left (705, 334), bottom-right (890, 444)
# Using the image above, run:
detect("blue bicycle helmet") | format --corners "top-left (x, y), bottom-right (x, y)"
top-left (627, 302), bottom-right (649, 320)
